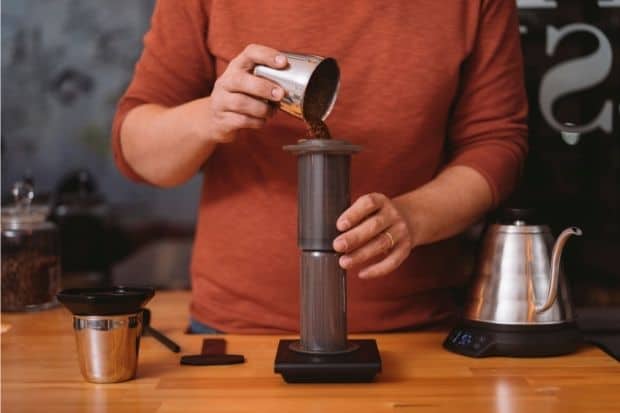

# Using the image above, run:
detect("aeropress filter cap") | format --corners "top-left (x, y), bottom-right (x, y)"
top-left (57, 286), bottom-right (154, 316)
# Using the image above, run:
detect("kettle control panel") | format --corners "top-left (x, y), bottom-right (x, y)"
top-left (443, 327), bottom-right (494, 357)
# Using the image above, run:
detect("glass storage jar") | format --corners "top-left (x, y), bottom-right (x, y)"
top-left (1, 182), bottom-right (61, 311)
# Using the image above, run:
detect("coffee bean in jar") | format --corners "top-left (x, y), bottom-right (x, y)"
top-left (1, 182), bottom-right (61, 312)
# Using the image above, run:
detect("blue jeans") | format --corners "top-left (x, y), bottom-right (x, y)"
top-left (188, 318), bottom-right (223, 334)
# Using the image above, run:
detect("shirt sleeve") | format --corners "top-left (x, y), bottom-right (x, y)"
top-left (445, 0), bottom-right (528, 207)
top-left (111, 0), bottom-right (215, 182)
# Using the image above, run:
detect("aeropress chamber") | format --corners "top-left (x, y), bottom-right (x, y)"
top-left (274, 139), bottom-right (382, 383)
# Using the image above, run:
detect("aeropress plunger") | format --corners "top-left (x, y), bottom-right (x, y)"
top-left (274, 139), bottom-right (382, 383)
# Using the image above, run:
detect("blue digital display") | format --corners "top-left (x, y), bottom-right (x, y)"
top-left (445, 327), bottom-right (493, 356)
top-left (450, 329), bottom-right (488, 350)
top-left (458, 333), bottom-right (473, 346)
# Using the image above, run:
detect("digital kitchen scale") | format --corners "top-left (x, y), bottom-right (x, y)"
top-left (443, 320), bottom-right (583, 357)
top-left (275, 339), bottom-right (381, 383)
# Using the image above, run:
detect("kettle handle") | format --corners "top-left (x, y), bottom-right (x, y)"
top-left (535, 227), bottom-right (582, 313)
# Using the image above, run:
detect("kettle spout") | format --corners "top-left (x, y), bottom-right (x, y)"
top-left (535, 227), bottom-right (582, 313)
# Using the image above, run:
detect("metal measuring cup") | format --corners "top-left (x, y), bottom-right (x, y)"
top-left (253, 52), bottom-right (340, 121)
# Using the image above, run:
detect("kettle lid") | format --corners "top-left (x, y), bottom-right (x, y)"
top-left (495, 208), bottom-right (543, 225)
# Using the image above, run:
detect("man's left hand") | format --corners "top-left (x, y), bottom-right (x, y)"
top-left (333, 193), bottom-right (414, 279)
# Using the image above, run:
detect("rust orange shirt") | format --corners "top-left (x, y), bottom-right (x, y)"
top-left (112, 0), bottom-right (528, 333)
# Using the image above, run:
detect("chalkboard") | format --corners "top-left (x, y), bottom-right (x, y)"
top-left (516, 1), bottom-right (620, 302)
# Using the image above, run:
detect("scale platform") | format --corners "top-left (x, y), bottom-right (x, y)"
top-left (274, 339), bottom-right (381, 383)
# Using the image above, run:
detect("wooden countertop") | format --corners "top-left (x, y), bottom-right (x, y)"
top-left (2, 291), bottom-right (619, 413)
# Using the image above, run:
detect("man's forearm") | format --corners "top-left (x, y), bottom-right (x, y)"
top-left (118, 46), bottom-right (289, 187)
top-left (120, 98), bottom-right (216, 187)
top-left (394, 165), bottom-right (494, 247)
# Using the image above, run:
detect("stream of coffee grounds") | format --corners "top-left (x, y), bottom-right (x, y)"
top-left (305, 119), bottom-right (332, 139)
top-left (303, 77), bottom-right (332, 139)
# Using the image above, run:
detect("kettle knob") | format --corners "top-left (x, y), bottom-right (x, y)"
top-left (496, 208), bottom-right (539, 225)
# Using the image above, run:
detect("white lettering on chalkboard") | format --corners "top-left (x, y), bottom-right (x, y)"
top-left (539, 24), bottom-right (614, 136)
top-left (598, 0), bottom-right (620, 7)
top-left (517, 0), bottom-right (558, 8)
top-left (517, 0), bottom-right (620, 8)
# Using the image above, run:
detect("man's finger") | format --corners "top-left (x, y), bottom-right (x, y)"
top-left (337, 193), bottom-right (386, 232)
top-left (223, 111), bottom-right (266, 131)
top-left (224, 93), bottom-right (272, 119)
top-left (333, 211), bottom-right (391, 253)
top-left (224, 72), bottom-right (284, 102)
top-left (358, 242), bottom-right (409, 279)
top-left (230, 44), bottom-right (288, 71)
top-left (339, 225), bottom-right (400, 269)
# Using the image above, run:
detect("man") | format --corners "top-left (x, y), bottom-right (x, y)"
top-left (112, 0), bottom-right (528, 333)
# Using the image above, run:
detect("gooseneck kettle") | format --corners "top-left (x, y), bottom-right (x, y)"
top-left (444, 208), bottom-right (583, 357)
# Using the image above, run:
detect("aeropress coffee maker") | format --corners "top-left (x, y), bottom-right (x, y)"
top-left (254, 53), bottom-right (381, 383)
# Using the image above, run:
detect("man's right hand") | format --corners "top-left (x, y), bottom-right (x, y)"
top-left (119, 44), bottom-right (288, 187)
top-left (205, 44), bottom-right (288, 143)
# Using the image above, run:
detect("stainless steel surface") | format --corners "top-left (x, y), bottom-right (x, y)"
top-left (284, 140), bottom-right (361, 251)
top-left (253, 52), bottom-right (340, 121)
top-left (465, 223), bottom-right (582, 325)
top-left (296, 252), bottom-right (354, 354)
top-left (73, 313), bottom-right (142, 383)
top-left (536, 227), bottom-right (582, 313)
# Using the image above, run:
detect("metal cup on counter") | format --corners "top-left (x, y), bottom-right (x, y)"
top-left (57, 286), bottom-right (154, 383)
top-left (73, 313), bottom-right (143, 383)
top-left (253, 52), bottom-right (340, 121)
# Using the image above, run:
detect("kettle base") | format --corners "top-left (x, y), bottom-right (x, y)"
top-left (443, 320), bottom-right (582, 357)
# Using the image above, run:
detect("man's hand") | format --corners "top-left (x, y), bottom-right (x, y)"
top-left (333, 193), bottom-right (415, 279)
top-left (207, 44), bottom-right (288, 143)
top-left (332, 166), bottom-right (494, 279)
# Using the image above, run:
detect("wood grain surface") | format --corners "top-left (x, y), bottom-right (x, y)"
top-left (2, 291), bottom-right (619, 413)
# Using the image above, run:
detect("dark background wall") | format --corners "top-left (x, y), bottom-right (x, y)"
top-left (2, 1), bottom-right (619, 302)
top-left (517, 0), bottom-right (620, 304)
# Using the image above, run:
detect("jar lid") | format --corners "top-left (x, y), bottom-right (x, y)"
top-left (1, 182), bottom-right (51, 227)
